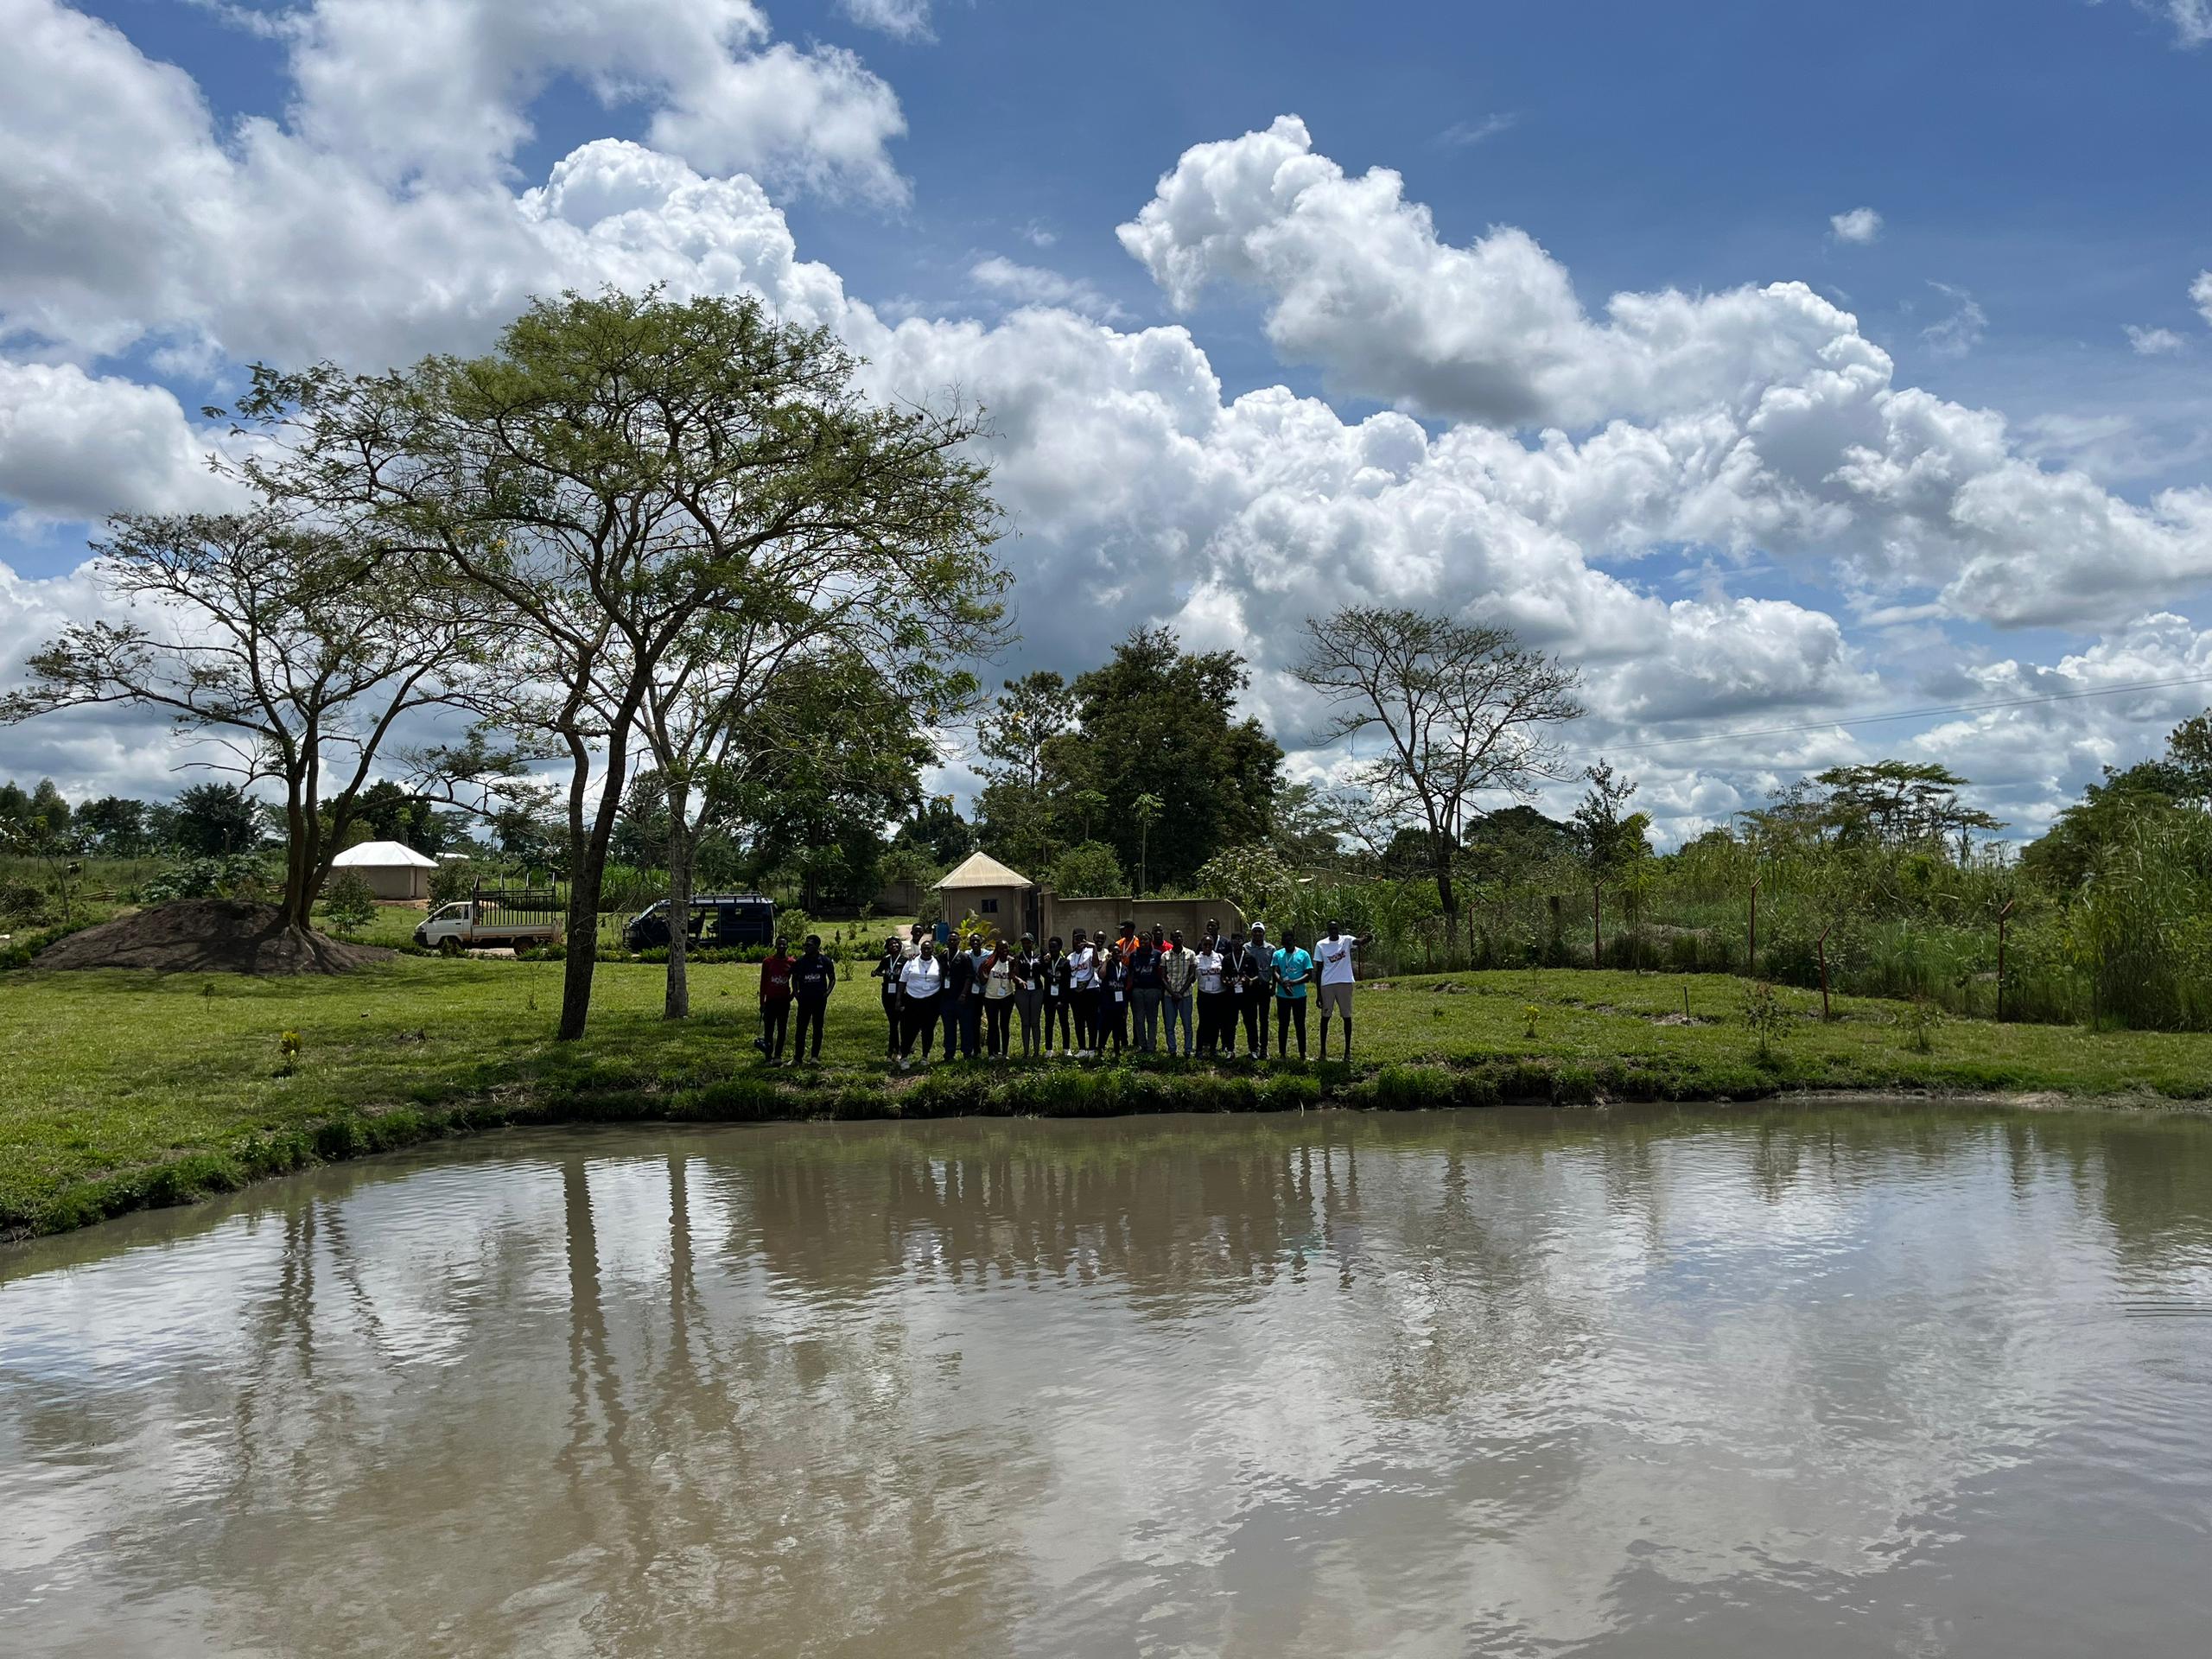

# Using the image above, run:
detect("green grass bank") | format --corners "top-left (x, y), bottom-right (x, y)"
top-left (6, 957), bottom-right (2211, 1240)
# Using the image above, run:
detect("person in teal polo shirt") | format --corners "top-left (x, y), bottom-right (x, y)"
top-left (1270, 929), bottom-right (1314, 1060)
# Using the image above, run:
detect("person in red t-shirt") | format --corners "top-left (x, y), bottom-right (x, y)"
top-left (758, 938), bottom-right (794, 1065)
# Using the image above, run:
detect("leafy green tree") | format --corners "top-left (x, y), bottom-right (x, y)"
top-left (896, 798), bottom-right (977, 866)
top-left (75, 796), bottom-right (150, 855)
top-left (0, 509), bottom-right (481, 931)
top-left (25, 779), bottom-right (71, 837)
top-left (1046, 628), bottom-right (1282, 891)
top-left (1570, 762), bottom-right (1654, 965)
top-left (1808, 761), bottom-right (2002, 855)
top-left (975, 671), bottom-right (1077, 874)
top-left (1268, 782), bottom-right (1356, 868)
top-left (172, 782), bottom-right (266, 856)
top-left (1046, 840), bottom-right (1128, 897)
top-left (1193, 844), bottom-right (1296, 922)
top-left (323, 869), bottom-right (378, 937)
top-left (246, 290), bottom-right (1004, 1038)
top-left (1293, 607), bottom-right (1581, 956)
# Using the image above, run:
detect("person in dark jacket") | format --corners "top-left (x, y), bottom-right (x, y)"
top-left (1011, 934), bottom-right (1044, 1058)
top-left (870, 934), bottom-right (905, 1058)
top-left (939, 942), bottom-right (973, 1060)
top-left (1236, 923), bottom-right (1272, 1058)
top-left (1042, 937), bottom-right (1071, 1053)
top-left (1095, 944), bottom-right (1128, 1057)
top-left (791, 935), bottom-right (836, 1063)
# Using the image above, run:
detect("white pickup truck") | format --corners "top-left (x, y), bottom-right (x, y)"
top-left (414, 899), bottom-right (563, 957)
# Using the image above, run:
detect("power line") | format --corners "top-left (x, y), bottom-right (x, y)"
top-left (1571, 671), bottom-right (2212, 762)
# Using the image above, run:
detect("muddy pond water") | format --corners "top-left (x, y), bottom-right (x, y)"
top-left (4, 1103), bottom-right (2211, 1656)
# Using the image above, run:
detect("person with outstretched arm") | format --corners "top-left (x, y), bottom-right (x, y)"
top-left (791, 934), bottom-right (836, 1063)
top-left (1271, 928), bottom-right (1314, 1061)
top-left (896, 938), bottom-right (943, 1070)
top-left (758, 936), bottom-right (794, 1065)
top-left (1314, 920), bottom-right (1359, 1061)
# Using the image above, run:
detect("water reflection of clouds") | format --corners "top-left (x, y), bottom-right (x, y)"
top-left (3, 1110), bottom-right (2211, 1655)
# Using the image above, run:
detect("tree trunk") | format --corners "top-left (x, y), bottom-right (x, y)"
top-left (1591, 883), bottom-right (1602, 969)
top-left (1435, 862), bottom-right (1460, 965)
top-left (557, 722), bottom-right (632, 1042)
top-left (663, 782), bottom-right (696, 1021)
top-left (282, 785), bottom-right (315, 932)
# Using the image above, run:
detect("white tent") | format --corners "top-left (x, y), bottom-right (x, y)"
top-left (330, 839), bottom-right (438, 900)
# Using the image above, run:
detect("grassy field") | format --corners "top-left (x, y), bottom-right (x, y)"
top-left (6, 951), bottom-right (2212, 1239)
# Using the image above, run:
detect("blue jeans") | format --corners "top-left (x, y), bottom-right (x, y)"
top-left (1160, 992), bottom-right (1192, 1055)
top-left (1131, 987), bottom-right (1162, 1051)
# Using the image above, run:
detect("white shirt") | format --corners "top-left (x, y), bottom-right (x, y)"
top-left (1316, 934), bottom-right (1356, 986)
top-left (1069, 944), bottom-right (1096, 987)
top-left (899, 956), bottom-right (943, 998)
top-left (1194, 948), bottom-right (1225, 995)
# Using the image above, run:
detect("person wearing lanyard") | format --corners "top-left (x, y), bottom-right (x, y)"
top-left (789, 935), bottom-right (836, 1063)
top-left (1314, 920), bottom-right (1359, 1062)
top-left (1095, 940), bottom-right (1128, 1057)
top-left (1158, 928), bottom-right (1196, 1057)
top-left (1271, 928), bottom-right (1314, 1061)
top-left (960, 937), bottom-right (989, 1058)
top-left (1010, 934), bottom-right (1043, 1058)
top-left (1238, 923), bottom-right (1272, 1059)
top-left (1067, 928), bottom-right (1097, 1057)
top-left (869, 933), bottom-right (905, 1059)
top-left (896, 939), bottom-right (943, 1070)
top-left (758, 936), bottom-right (794, 1065)
top-left (1128, 925), bottom-right (1164, 1052)
top-left (1192, 923), bottom-right (1227, 1057)
top-left (1042, 936), bottom-right (1071, 1054)
top-left (982, 938), bottom-right (1016, 1058)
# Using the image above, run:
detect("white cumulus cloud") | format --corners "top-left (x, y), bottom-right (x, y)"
top-left (1828, 207), bottom-right (1883, 245)
top-left (2125, 324), bottom-right (2187, 355)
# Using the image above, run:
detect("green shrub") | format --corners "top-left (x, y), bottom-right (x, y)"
top-left (322, 871), bottom-right (378, 937)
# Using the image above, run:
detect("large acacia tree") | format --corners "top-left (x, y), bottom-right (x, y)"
top-left (243, 290), bottom-right (1004, 1039)
top-left (1293, 607), bottom-right (1582, 954)
top-left (0, 510), bottom-right (481, 931)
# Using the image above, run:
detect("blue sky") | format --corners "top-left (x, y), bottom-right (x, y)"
top-left (1, 0), bottom-right (2208, 836)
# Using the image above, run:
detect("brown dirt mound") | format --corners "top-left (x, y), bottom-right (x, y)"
top-left (35, 899), bottom-right (394, 976)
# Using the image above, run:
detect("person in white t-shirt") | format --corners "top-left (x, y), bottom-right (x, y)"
top-left (1315, 920), bottom-right (1360, 1061)
top-left (1066, 928), bottom-right (1099, 1057)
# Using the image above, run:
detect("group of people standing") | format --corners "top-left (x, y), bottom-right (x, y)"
top-left (861, 918), bottom-right (1359, 1070)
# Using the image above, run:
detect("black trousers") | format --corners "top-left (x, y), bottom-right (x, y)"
top-left (1274, 996), bottom-right (1308, 1057)
top-left (1241, 988), bottom-right (1268, 1057)
top-left (899, 994), bottom-right (938, 1058)
top-left (985, 997), bottom-right (1014, 1055)
top-left (1045, 992), bottom-right (1071, 1050)
top-left (794, 995), bottom-right (828, 1059)
top-left (760, 999), bottom-right (790, 1059)
top-left (1071, 987), bottom-right (1095, 1049)
top-left (881, 993), bottom-right (899, 1057)
top-left (1097, 992), bottom-right (1126, 1054)
top-left (1196, 991), bottom-right (1229, 1054)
